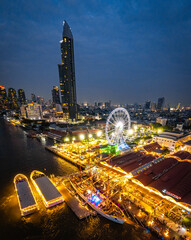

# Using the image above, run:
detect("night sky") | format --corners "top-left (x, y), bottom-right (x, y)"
top-left (0, 0), bottom-right (191, 106)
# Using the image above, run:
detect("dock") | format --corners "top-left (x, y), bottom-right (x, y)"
top-left (45, 146), bottom-right (85, 170)
top-left (60, 183), bottom-right (95, 220)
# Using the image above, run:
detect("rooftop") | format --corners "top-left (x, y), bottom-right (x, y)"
top-left (35, 176), bottom-right (62, 202)
top-left (16, 181), bottom-right (36, 209)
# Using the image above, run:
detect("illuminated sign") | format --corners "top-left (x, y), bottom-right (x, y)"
top-left (162, 189), bottom-right (181, 200)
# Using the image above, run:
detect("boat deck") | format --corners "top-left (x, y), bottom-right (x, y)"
top-left (60, 184), bottom-right (94, 219)
top-left (33, 176), bottom-right (63, 207)
top-left (17, 181), bottom-right (36, 209)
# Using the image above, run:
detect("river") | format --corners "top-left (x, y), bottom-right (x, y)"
top-left (0, 118), bottom-right (156, 240)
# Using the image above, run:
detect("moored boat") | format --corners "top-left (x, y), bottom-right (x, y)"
top-left (14, 174), bottom-right (38, 216)
top-left (30, 170), bottom-right (64, 208)
top-left (70, 180), bottom-right (126, 224)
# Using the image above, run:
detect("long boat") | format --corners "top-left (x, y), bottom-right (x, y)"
top-left (14, 174), bottom-right (38, 216)
top-left (70, 180), bottom-right (126, 224)
top-left (30, 170), bottom-right (64, 208)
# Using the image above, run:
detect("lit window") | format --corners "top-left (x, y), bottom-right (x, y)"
top-left (64, 38), bottom-right (67, 42)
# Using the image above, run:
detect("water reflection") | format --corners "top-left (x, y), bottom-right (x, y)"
top-left (0, 119), bottom-right (156, 240)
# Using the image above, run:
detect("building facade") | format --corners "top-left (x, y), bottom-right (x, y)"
top-left (157, 97), bottom-right (165, 111)
top-left (20, 103), bottom-right (42, 120)
top-left (8, 88), bottom-right (18, 110)
top-left (18, 89), bottom-right (26, 105)
top-left (58, 20), bottom-right (77, 120)
top-left (52, 86), bottom-right (60, 105)
top-left (0, 86), bottom-right (8, 110)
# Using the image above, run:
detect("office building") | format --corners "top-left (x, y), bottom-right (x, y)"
top-left (58, 20), bottom-right (77, 120)
top-left (157, 97), bottom-right (165, 111)
top-left (18, 89), bottom-right (26, 105)
top-left (0, 86), bottom-right (8, 110)
top-left (31, 93), bottom-right (36, 102)
top-left (52, 86), bottom-right (60, 105)
top-left (20, 103), bottom-right (42, 120)
top-left (8, 88), bottom-right (18, 110)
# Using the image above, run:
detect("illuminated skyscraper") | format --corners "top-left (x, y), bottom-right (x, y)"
top-left (18, 89), bottom-right (26, 105)
top-left (0, 86), bottom-right (8, 110)
top-left (52, 86), bottom-right (60, 105)
top-left (58, 20), bottom-right (77, 120)
top-left (8, 88), bottom-right (18, 110)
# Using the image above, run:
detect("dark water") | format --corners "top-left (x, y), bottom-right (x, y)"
top-left (0, 118), bottom-right (155, 240)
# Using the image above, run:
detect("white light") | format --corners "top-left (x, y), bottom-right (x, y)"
top-left (80, 134), bottom-right (85, 140)
top-left (88, 134), bottom-right (92, 138)
top-left (72, 137), bottom-right (76, 141)
top-left (134, 125), bottom-right (137, 130)
top-left (65, 137), bottom-right (69, 142)
top-left (116, 121), bottom-right (124, 130)
top-left (128, 129), bottom-right (134, 135)
top-left (97, 131), bottom-right (102, 137)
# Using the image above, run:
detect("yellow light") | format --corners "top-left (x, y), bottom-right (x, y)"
top-left (128, 129), bottom-right (134, 135)
top-left (134, 125), bottom-right (137, 130)
top-left (88, 134), bottom-right (92, 138)
top-left (97, 131), bottom-right (102, 137)
top-left (65, 137), bottom-right (69, 142)
top-left (158, 129), bottom-right (162, 134)
top-left (72, 137), bottom-right (76, 141)
top-left (80, 134), bottom-right (85, 140)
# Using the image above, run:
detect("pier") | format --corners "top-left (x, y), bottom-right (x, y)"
top-left (45, 146), bottom-right (85, 170)
top-left (60, 183), bottom-right (95, 220)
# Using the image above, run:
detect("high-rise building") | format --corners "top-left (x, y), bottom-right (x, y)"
top-left (8, 88), bottom-right (18, 110)
top-left (151, 102), bottom-right (156, 111)
top-left (157, 97), bottom-right (165, 111)
top-left (145, 101), bottom-right (151, 110)
top-left (0, 86), bottom-right (8, 110)
top-left (20, 103), bottom-right (42, 120)
top-left (52, 86), bottom-right (60, 105)
top-left (31, 93), bottom-right (36, 102)
top-left (36, 96), bottom-right (44, 105)
top-left (18, 89), bottom-right (26, 105)
top-left (105, 100), bottom-right (111, 109)
top-left (58, 20), bottom-right (77, 120)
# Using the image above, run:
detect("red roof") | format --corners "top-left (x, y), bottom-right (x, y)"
top-left (172, 151), bottom-right (191, 160)
top-left (143, 142), bottom-right (162, 153)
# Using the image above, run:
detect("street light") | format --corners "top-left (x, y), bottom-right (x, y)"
top-left (79, 134), bottom-right (85, 141)
top-left (97, 131), bottom-right (102, 137)
top-left (88, 134), bottom-right (92, 138)
top-left (65, 137), bottom-right (69, 142)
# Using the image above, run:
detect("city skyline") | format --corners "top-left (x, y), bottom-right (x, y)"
top-left (0, 1), bottom-right (191, 106)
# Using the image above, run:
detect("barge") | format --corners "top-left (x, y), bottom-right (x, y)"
top-left (14, 174), bottom-right (38, 216)
top-left (30, 170), bottom-right (64, 208)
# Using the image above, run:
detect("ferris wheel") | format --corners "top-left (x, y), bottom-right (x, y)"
top-left (106, 107), bottom-right (131, 146)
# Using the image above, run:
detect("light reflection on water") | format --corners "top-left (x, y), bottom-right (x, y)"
top-left (0, 118), bottom-right (156, 240)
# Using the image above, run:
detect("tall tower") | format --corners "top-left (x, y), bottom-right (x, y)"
top-left (8, 88), bottom-right (18, 110)
top-left (18, 89), bottom-right (26, 105)
top-left (157, 97), bottom-right (165, 111)
top-left (0, 86), bottom-right (8, 110)
top-left (58, 20), bottom-right (77, 120)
